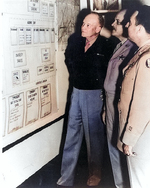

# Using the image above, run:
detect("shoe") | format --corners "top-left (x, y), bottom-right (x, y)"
top-left (87, 175), bottom-right (101, 186)
top-left (57, 184), bottom-right (73, 188)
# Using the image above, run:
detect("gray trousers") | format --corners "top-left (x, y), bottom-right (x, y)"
top-left (105, 93), bottom-right (129, 188)
top-left (57, 88), bottom-right (105, 186)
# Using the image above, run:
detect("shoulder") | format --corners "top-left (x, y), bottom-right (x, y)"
top-left (68, 33), bottom-right (85, 44)
top-left (122, 40), bottom-right (138, 54)
top-left (124, 40), bottom-right (134, 48)
top-left (96, 35), bottom-right (109, 43)
top-left (140, 46), bottom-right (150, 62)
top-left (126, 40), bottom-right (138, 49)
top-left (96, 36), bottom-right (112, 48)
top-left (139, 51), bottom-right (150, 69)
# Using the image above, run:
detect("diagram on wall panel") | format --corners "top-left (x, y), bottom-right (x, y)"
top-left (7, 13), bottom-right (55, 93)
top-left (40, 84), bottom-right (51, 118)
top-left (28, 0), bottom-right (40, 13)
top-left (8, 93), bottom-right (24, 134)
top-left (57, 0), bottom-right (80, 51)
top-left (2, 0), bottom-right (58, 143)
top-left (26, 88), bottom-right (39, 125)
top-left (3, 11), bottom-right (56, 94)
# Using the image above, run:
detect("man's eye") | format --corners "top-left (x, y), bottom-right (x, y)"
top-left (115, 19), bottom-right (122, 25)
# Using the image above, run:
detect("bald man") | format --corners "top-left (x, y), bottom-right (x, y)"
top-left (57, 13), bottom-right (114, 187)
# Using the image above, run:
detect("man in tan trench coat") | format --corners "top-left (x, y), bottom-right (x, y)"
top-left (117, 5), bottom-right (150, 188)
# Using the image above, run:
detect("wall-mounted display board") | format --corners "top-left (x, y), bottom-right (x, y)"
top-left (1, 0), bottom-right (80, 148)
top-left (1, 0), bottom-right (58, 147)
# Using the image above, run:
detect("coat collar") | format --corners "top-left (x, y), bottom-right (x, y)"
top-left (123, 42), bottom-right (150, 75)
top-left (128, 43), bottom-right (150, 66)
top-left (111, 39), bottom-right (133, 60)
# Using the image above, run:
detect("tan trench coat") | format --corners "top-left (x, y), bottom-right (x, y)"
top-left (117, 44), bottom-right (150, 152)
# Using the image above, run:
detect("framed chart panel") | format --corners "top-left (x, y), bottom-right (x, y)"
top-left (90, 0), bottom-right (122, 13)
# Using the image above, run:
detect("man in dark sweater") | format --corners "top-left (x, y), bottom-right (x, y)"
top-left (57, 12), bottom-right (114, 187)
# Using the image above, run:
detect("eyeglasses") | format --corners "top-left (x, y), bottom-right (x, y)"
top-left (114, 19), bottom-right (122, 25)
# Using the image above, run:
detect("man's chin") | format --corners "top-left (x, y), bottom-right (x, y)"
top-left (81, 33), bottom-right (86, 37)
top-left (128, 36), bottom-right (134, 42)
top-left (112, 30), bottom-right (116, 36)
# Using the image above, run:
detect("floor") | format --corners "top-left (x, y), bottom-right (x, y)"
top-left (17, 136), bottom-right (117, 188)
top-left (17, 90), bottom-right (125, 188)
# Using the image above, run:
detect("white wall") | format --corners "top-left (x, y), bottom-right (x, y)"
top-left (1, 0), bottom-right (70, 187)
top-left (80, 0), bottom-right (87, 9)
top-left (1, 120), bottom-right (64, 188)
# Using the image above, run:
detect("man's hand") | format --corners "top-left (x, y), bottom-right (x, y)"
top-left (102, 110), bottom-right (106, 124)
top-left (123, 144), bottom-right (135, 156)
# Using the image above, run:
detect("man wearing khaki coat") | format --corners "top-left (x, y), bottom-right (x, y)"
top-left (117, 5), bottom-right (150, 188)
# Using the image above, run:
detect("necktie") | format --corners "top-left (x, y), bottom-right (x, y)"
top-left (113, 42), bottom-right (122, 53)
top-left (85, 40), bottom-right (90, 52)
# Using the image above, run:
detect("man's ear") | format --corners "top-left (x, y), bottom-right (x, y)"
top-left (96, 26), bottom-right (102, 33)
top-left (137, 24), bottom-right (144, 36)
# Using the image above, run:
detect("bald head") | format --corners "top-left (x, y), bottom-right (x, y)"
top-left (84, 13), bottom-right (104, 27)
top-left (81, 13), bottom-right (103, 40)
top-left (84, 13), bottom-right (100, 26)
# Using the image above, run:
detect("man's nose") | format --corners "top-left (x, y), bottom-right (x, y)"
top-left (111, 21), bottom-right (115, 27)
top-left (125, 22), bottom-right (129, 28)
top-left (82, 25), bottom-right (86, 31)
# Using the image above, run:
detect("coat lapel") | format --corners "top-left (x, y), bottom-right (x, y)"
top-left (123, 44), bottom-right (150, 75)
top-left (111, 40), bottom-right (132, 60)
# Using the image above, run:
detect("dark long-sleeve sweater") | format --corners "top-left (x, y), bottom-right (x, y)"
top-left (65, 34), bottom-right (115, 90)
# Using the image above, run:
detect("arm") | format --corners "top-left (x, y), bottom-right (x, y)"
top-left (100, 27), bottom-right (111, 38)
top-left (122, 54), bottom-right (150, 152)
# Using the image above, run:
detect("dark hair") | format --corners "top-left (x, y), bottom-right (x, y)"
top-left (135, 5), bottom-right (150, 34)
top-left (121, 8), bottom-right (138, 38)
top-left (119, 3), bottom-right (142, 38)
top-left (91, 12), bottom-right (105, 27)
